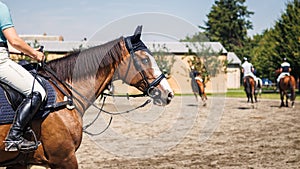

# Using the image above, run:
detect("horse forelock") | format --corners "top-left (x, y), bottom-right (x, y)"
top-left (46, 37), bottom-right (125, 81)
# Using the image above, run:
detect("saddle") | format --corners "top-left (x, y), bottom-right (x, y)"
top-left (0, 61), bottom-right (73, 125)
top-left (0, 63), bottom-right (56, 125)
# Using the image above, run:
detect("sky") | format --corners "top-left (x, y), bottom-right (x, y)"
top-left (2, 0), bottom-right (288, 42)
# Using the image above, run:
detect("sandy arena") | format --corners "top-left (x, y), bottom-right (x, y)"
top-left (75, 95), bottom-right (300, 169)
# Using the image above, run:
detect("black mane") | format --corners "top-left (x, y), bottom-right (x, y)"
top-left (46, 37), bottom-right (124, 81)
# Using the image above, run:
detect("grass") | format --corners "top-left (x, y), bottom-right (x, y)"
top-left (174, 87), bottom-right (300, 101)
top-left (226, 87), bottom-right (300, 100)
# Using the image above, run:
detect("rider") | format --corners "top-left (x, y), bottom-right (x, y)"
top-left (276, 57), bottom-right (291, 84)
top-left (241, 57), bottom-right (257, 83)
top-left (0, 2), bottom-right (46, 151)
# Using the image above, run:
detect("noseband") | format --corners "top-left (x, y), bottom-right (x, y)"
top-left (124, 38), bottom-right (166, 97)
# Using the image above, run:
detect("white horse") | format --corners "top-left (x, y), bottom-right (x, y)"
top-left (255, 77), bottom-right (262, 97)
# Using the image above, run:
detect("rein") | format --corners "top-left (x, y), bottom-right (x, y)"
top-left (40, 57), bottom-right (152, 136)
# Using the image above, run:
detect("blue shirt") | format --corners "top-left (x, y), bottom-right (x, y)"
top-left (0, 2), bottom-right (14, 43)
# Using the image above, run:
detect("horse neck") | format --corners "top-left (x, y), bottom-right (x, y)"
top-left (46, 38), bottom-right (129, 113)
top-left (68, 66), bottom-right (116, 113)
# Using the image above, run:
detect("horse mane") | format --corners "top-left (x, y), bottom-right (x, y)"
top-left (46, 37), bottom-right (124, 81)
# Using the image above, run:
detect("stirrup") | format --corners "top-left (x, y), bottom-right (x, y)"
top-left (23, 127), bottom-right (41, 152)
top-left (4, 128), bottom-right (41, 152)
top-left (4, 140), bottom-right (24, 152)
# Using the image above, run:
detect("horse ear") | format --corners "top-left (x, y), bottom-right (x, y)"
top-left (133, 25), bottom-right (142, 40)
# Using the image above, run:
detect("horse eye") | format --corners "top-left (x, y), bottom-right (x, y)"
top-left (141, 58), bottom-right (150, 65)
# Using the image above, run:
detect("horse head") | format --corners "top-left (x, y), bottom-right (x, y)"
top-left (117, 26), bottom-right (174, 105)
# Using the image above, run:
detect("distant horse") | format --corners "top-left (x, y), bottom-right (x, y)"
top-left (191, 72), bottom-right (207, 106)
top-left (195, 76), bottom-right (207, 106)
top-left (279, 75), bottom-right (296, 108)
top-left (275, 69), bottom-right (296, 108)
top-left (243, 76), bottom-right (257, 104)
top-left (256, 77), bottom-right (262, 97)
top-left (0, 26), bottom-right (173, 168)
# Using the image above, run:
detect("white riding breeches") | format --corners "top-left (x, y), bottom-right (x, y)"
top-left (277, 72), bottom-right (290, 83)
top-left (0, 47), bottom-right (46, 100)
top-left (243, 73), bottom-right (257, 81)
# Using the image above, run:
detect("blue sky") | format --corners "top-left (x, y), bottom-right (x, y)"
top-left (2, 0), bottom-right (288, 41)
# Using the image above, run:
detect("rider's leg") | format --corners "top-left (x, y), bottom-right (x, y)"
top-left (5, 91), bottom-right (43, 151)
top-left (0, 58), bottom-right (46, 151)
top-left (276, 74), bottom-right (282, 92)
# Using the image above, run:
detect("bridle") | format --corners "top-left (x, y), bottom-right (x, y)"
top-left (123, 37), bottom-right (166, 99)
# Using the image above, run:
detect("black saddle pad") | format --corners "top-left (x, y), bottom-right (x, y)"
top-left (0, 77), bottom-right (56, 124)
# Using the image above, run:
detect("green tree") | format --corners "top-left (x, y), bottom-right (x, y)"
top-left (201, 0), bottom-right (254, 59)
top-left (151, 43), bottom-right (175, 78)
top-left (252, 0), bottom-right (300, 82)
top-left (181, 33), bottom-right (224, 83)
top-left (181, 32), bottom-right (209, 42)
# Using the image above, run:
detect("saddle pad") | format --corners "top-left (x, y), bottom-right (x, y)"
top-left (0, 78), bottom-right (56, 124)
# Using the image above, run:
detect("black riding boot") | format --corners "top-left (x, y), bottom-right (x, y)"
top-left (4, 92), bottom-right (43, 152)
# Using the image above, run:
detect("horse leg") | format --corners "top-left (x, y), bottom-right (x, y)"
top-left (201, 95), bottom-right (207, 107)
top-left (291, 94), bottom-right (295, 108)
top-left (48, 154), bottom-right (78, 169)
top-left (280, 91), bottom-right (285, 107)
top-left (246, 92), bottom-right (250, 102)
top-left (193, 92), bottom-right (198, 102)
top-left (286, 94), bottom-right (289, 107)
top-left (254, 93), bottom-right (258, 102)
top-left (291, 89), bottom-right (295, 108)
top-left (250, 88), bottom-right (254, 104)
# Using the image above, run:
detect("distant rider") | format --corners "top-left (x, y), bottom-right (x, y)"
top-left (241, 57), bottom-right (257, 83)
top-left (276, 57), bottom-right (291, 83)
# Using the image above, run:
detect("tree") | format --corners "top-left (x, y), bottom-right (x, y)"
top-left (251, 0), bottom-right (300, 83)
top-left (151, 43), bottom-right (175, 78)
top-left (201, 0), bottom-right (254, 59)
top-left (181, 33), bottom-right (224, 83)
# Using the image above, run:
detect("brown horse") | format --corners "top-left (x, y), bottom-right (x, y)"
top-left (0, 26), bottom-right (173, 168)
top-left (243, 76), bottom-right (257, 104)
top-left (191, 71), bottom-right (207, 106)
top-left (278, 75), bottom-right (296, 108)
top-left (194, 76), bottom-right (207, 106)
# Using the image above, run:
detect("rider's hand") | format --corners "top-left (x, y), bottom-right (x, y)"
top-left (33, 50), bottom-right (45, 62)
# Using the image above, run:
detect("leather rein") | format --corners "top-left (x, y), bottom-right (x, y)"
top-left (40, 37), bottom-right (166, 136)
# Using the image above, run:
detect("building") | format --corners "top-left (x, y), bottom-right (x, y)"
top-left (8, 35), bottom-right (241, 94)
top-left (226, 52), bottom-right (241, 89)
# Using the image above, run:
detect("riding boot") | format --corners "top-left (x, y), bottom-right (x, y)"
top-left (4, 92), bottom-right (43, 152)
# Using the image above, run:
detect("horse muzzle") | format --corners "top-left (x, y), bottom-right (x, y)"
top-left (148, 87), bottom-right (173, 106)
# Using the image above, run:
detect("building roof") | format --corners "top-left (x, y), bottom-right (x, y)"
top-left (27, 41), bottom-right (228, 54)
top-left (20, 34), bottom-right (64, 42)
top-left (9, 37), bottom-right (240, 64)
top-left (227, 52), bottom-right (241, 65)
top-left (145, 41), bottom-right (227, 54)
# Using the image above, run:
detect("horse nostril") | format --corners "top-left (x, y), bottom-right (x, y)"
top-left (167, 92), bottom-right (174, 104)
top-left (168, 92), bottom-right (174, 99)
